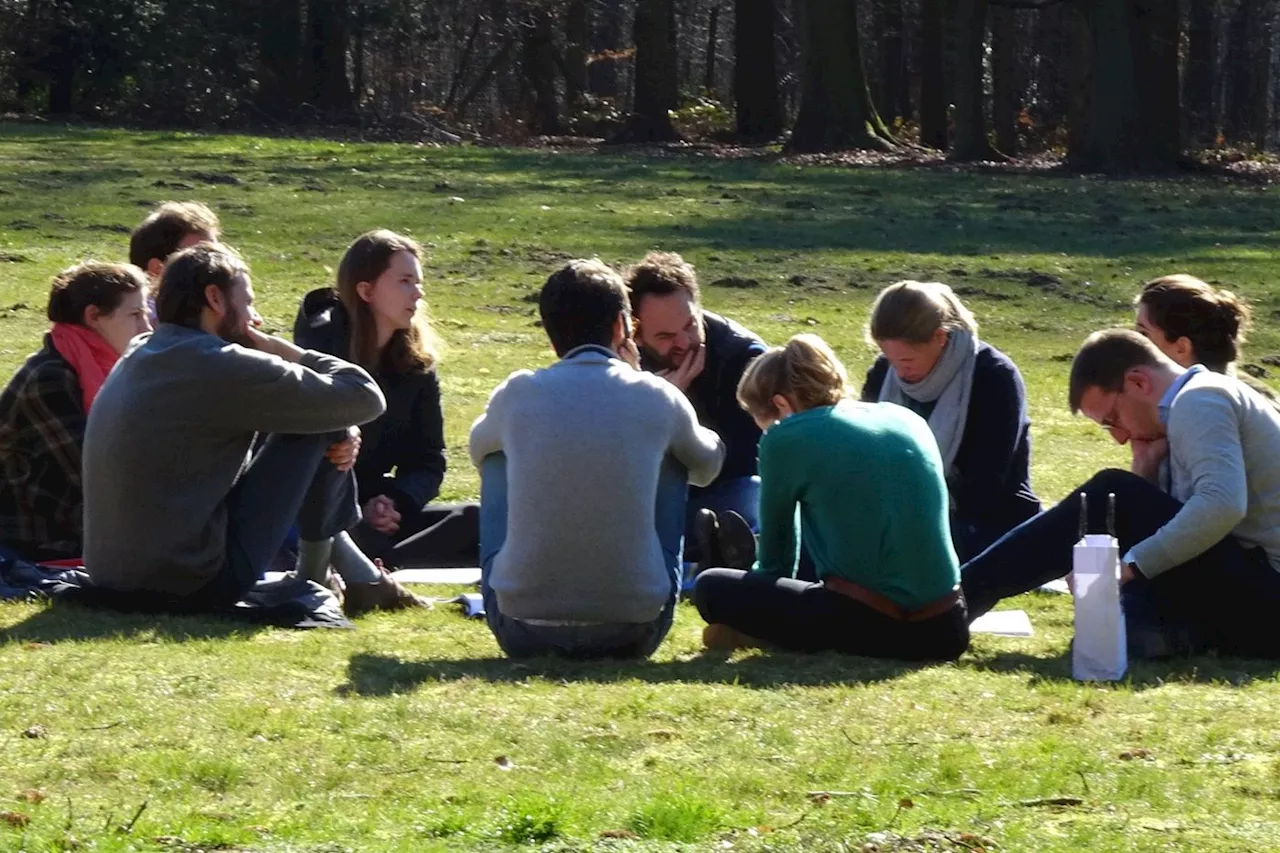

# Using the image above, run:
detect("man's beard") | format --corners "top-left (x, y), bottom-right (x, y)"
top-left (216, 308), bottom-right (253, 347)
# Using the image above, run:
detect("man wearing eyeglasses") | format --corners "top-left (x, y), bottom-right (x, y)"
top-left (961, 328), bottom-right (1280, 659)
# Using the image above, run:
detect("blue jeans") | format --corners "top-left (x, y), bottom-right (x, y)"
top-left (961, 468), bottom-right (1280, 658)
top-left (478, 453), bottom-right (686, 659)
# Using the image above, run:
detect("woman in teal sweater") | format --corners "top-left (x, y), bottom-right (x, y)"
top-left (692, 334), bottom-right (969, 661)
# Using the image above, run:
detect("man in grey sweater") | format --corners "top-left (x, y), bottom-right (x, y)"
top-left (469, 259), bottom-right (725, 659)
top-left (83, 243), bottom-right (425, 614)
top-left (962, 329), bottom-right (1280, 658)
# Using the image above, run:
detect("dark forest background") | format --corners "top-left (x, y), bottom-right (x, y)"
top-left (0, 0), bottom-right (1275, 172)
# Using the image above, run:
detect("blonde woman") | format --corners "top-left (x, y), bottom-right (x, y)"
top-left (862, 281), bottom-right (1039, 561)
top-left (693, 334), bottom-right (968, 661)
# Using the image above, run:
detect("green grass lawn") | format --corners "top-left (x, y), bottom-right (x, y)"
top-left (3, 124), bottom-right (1280, 852)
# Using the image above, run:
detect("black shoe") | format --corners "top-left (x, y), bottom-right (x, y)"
top-left (691, 508), bottom-right (721, 579)
top-left (717, 510), bottom-right (757, 570)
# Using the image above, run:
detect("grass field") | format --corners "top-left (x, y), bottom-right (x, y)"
top-left (3, 123), bottom-right (1280, 852)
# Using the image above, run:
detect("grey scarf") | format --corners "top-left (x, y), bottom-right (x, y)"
top-left (878, 328), bottom-right (979, 476)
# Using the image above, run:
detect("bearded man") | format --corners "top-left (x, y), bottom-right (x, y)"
top-left (82, 243), bottom-right (425, 614)
top-left (624, 252), bottom-right (767, 566)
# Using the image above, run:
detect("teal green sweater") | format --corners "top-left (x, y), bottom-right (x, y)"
top-left (755, 400), bottom-right (960, 609)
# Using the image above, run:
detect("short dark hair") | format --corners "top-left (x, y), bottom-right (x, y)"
top-left (47, 262), bottom-right (148, 325)
top-left (155, 242), bottom-right (249, 328)
top-left (624, 251), bottom-right (700, 315)
top-left (1136, 274), bottom-right (1251, 373)
top-left (1068, 329), bottom-right (1167, 414)
top-left (538, 260), bottom-right (630, 356)
top-left (129, 201), bottom-right (221, 269)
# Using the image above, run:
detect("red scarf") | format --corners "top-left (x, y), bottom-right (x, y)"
top-left (50, 323), bottom-right (119, 412)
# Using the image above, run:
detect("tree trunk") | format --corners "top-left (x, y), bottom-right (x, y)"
top-left (874, 0), bottom-right (908, 122)
top-left (306, 0), bottom-right (353, 113)
top-left (522, 6), bottom-right (562, 134)
top-left (1068, 0), bottom-right (1180, 172)
top-left (1252, 0), bottom-right (1276, 146)
top-left (589, 0), bottom-right (624, 97)
top-left (787, 0), bottom-right (895, 152)
top-left (1225, 0), bottom-right (1253, 143)
top-left (990, 4), bottom-right (1017, 155)
top-left (352, 1), bottom-right (365, 109)
top-left (564, 0), bottom-right (590, 108)
top-left (704, 4), bottom-right (720, 94)
top-left (734, 0), bottom-right (783, 137)
top-left (919, 0), bottom-right (948, 149)
top-left (951, 0), bottom-right (1000, 160)
top-left (1131, 0), bottom-right (1181, 162)
top-left (1184, 0), bottom-right (1216, 145)
top-left (615, 0), bottom-right (682, 141)
top-left (257, 0), bottom-right (304, 111)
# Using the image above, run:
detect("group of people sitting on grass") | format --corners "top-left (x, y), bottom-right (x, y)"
top-left (3, 198), bottom-right (1279, 664)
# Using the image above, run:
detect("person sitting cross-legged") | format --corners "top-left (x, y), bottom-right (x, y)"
top-left (693, 334), bottom-right (969, 662)
top-left (862, 280), bottom-right (1040, 562)
top-left (0, 263), bottom-right (151, 563)
top-left (624, 252), bottom-right (767, 561)
top-left (294, 229), bottom-right (478, 571)
top-left (961, 329), bottom-right (1280, 659)
top-left (83, 243), bottom-right (427, 615)
top-left (469, 259), bottom-right (725, 660)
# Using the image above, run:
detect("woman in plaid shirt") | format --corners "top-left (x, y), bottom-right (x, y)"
top-left (0, 263), bottom-right (151, 562)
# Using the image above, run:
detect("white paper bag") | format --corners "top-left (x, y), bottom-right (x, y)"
top-left (1071, 534), bottom-right (1128, 681)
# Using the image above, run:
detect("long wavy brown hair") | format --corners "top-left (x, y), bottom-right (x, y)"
top-left (336, 229), bottom-right (440, 375)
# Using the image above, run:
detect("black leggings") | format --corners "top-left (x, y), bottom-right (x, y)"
top-left (692, 569), bottom-right (970, 662)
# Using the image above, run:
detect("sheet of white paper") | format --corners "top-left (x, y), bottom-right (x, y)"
top-left (1038, 578), bottom-right (1070, 595)
top-left (391, 567), bottom-right (482, 585)
top-left (970, 609), bottom-right (1034, 637)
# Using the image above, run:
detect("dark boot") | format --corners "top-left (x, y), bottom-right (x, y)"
top-left (717, 510), bottom-right (757, 570)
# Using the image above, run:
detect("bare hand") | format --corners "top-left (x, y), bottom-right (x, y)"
top-left (245, 326), bottom-right (304, 363)
top-left (326, 426), bottom-right (362, 472)
top-left (1120, 562), bottom-right (1138, 585)
top-left (363, 495), bottom-right (401, 534)
top-left (1130, 437), bottom-right (1169, 483)
top-left (616, 337), bottom-right (641, 370)
top-left (657, 343), bottom-right (706, 392)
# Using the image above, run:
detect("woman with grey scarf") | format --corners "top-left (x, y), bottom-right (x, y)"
top-left (861, 281), bottom-right (1041, 561)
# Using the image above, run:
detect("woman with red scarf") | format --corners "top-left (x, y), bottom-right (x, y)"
top-left (0, 263), bottom-right (151, 562)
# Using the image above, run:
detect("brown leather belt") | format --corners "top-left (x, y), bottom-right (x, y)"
top-left (823, 576), bottom-right (962, 622)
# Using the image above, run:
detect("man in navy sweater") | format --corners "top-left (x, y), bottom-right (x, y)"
top-left (624, 252), bottom-right (768, 561)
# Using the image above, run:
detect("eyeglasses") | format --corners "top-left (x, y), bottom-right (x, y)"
top-left (1098, 392), bottom-right (1123, 431)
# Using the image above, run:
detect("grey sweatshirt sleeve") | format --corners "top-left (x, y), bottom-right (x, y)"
top-left (1128, 388), bottom-right (1249, 577)
top-left (214, 347), bottom-right (386, 436)
top-left (469, 371), bottom-right (529, 467)
top-left (666, 385), bottom-right (726, 487)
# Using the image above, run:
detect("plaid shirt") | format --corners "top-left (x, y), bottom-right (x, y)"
top-left (0, 336), bottom-right (86, 560)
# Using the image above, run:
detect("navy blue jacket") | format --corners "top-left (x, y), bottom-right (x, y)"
top-left (862, 342), bottom-right (1040, 560)
top-left (293, 289), bottom-right (446, 511)
top-left (642, 311), bottom-right (767, 485)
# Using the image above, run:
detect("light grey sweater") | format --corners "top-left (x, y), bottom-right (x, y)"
top-left (1130, 369), bottom-right (1280, 577)
top-left (83, 324), bottom-right (386, 595)
top-left (469, 345), bottom-right (725, 623)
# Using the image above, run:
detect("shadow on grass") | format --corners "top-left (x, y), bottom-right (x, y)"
top-left (0, 601), bottom-right (268, 643)
top-left (969, 649), bottom-right (1280, 689)
top-left (338, 649), bottom-right (925, 694)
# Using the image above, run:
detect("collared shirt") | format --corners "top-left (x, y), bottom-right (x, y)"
top-left (1158, 365), bottom-right (1205, 425)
